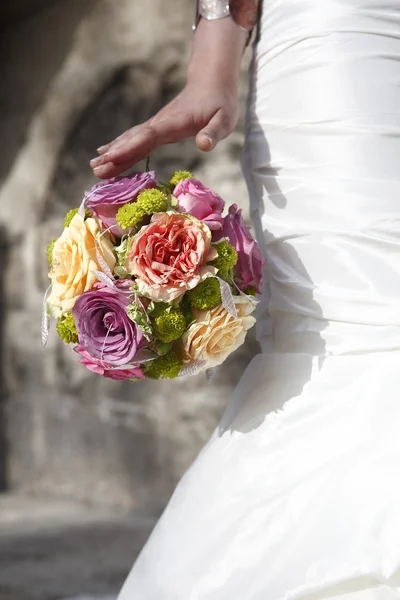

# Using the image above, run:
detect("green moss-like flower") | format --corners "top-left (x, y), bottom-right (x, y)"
top-left (137, 188), bottom-right (168, 214)
top-left (116, 189), bottom-right (168, 230)
top-left (116, 202), bottom-right (146, 230)
top-left (46, 238), bottom-right (57, 266)
top-left (187, 278), bottom-right (222, 310)
top-left (211, 240), bottom-right (238, 282)
top-left (64, 207), bottom-right (92, 227)
top-left (145, 348), bottom-right (184, 379)
top-left (169, 170), bottom-right (194, 188)
top-left (153, 308), bottom-right (186, 343)
top-left (56, 312), bottom-right (79, 344)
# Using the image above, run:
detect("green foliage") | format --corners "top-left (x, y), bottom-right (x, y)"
top-left (144, 348), bottom-right (184, 380)
top-left (127, 300), bottom-right (153, 341)
top-left (148, 301), bottom-right (171, 318)
top-left (179, 295), bottom-right (196, 326)
top-left (56, 312), bottom-right (78, 344)
top-left (187, 278), bottom-right (222, 310)
top-left (114, 237), bottom-right (129, 279)
top-left (152, 339), bottom-right (173, 356)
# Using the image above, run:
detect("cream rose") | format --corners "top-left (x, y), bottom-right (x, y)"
top-left (47, 214), bottom-right (116, 317)
top-left (182, 296), bottom-right (256, 369)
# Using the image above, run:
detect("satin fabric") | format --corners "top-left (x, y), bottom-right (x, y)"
top-left (118, 2), bottom-right (400, 598)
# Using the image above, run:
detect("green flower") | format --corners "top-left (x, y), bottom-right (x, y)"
top-left (56, 312), bottom-right (79, 344)
top-left (211, 240), bottom-right (238, 282)
top-left (116, 203), bottom-right (145, 230)
top-left (46, 238), bottom-right (57, 266)
top-left (116, 189), bottom-right (168, 230)
top-left (145, 348), bottom-right (184, 379)
top-left (187, 278), bottom-right (221, 310)
top-left (153, 307), bottom-right (186, 343)
top-left (64, 207), bottom-right (92, 227)
top-left (169, 170), bottom-right (194, 188)
top-left (137, 188), bottom-right (168, 214)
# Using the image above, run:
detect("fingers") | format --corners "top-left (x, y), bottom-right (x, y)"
top-left (90, 116), bottom-right (195, 178)
top-left (196, 108), bottom-right (237, 152)
top-left (93, 159), bottom-right (135, 179)
top-left (96, 127), bottom-right (137, 155)
top-left (90, 127), bottom-right (154, 177)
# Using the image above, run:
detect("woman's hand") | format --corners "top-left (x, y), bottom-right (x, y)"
top-left (90, 17), bottom-right (247, 179)
top-left (90, 80), bottom-right (239, 179)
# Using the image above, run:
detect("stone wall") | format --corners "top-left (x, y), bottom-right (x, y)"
top-left (0, 0), bottom-right (257, 512)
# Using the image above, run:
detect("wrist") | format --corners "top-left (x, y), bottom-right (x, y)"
top-left (186, 17), bottom-right (247, 89)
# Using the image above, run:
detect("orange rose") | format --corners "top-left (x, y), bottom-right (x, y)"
top-left (126, 212), bottom-right (217, 302)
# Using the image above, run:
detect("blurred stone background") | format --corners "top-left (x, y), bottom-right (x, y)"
top-left (0, 1), bottom-right (256, 598)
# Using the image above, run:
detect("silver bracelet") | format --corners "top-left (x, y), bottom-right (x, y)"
top-left (193, 0), bottom-right (255, 45)
top-left (193, 0), bottom-right (230, 30)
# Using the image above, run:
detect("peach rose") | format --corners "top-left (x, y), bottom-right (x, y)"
top-left (47, 214), bottom-right (116, 317)
top-left (182, 296), bottom-right (256, 368)
top-left (126, 212), bottom-right (217, 302)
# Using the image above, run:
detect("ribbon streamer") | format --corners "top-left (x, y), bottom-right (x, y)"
top-left (91, 270), bottom-right (116, 289)
top-left (80, 182), bottom-right (114, 217)
top-left (78, 195), bottom-right (87, 218)
top-left (94, 239), bottom-right (115, 280)
top-left (216, 277), bottom-right (238, 319)
top-left (178, 359), bottom-right (208, 378)
top-left (41, 284), bottom-right (52, 347)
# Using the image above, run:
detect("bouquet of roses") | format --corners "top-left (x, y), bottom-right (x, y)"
top-left (43, 170), bottom-right (264, 381)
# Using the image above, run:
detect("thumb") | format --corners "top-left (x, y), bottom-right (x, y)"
top-left (196, 109), bottom-right (235, 152)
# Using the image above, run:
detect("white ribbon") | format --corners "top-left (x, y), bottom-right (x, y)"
top-left (78, 195), bottom-right (87, 218)
top-left (41, 284), bottom-right (52, 347)
top-left (80, 182), bottom-right (114, 217)
top-left (91, 270), bottom-right (116, 289)
top-left (216, 277), bottom-right (238, 319)
top-left (94, 239), bottom-right (115, 280)
top-left (178, 359), bottom-right (208, 378)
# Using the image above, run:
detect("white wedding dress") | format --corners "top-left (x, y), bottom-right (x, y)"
top-left (118, 1), bottom-right (400, 598)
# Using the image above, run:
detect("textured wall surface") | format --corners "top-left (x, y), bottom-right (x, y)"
top-left (0, 0), bottom-right (257, 512)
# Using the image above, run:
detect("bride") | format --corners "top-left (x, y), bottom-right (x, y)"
top-left (90, 1), bottom-right (400, 598)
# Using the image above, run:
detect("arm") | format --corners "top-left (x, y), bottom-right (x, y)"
top-left (90, 3), bottom-right (257, 179)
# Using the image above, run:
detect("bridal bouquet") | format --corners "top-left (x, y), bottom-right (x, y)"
top-left (43, 170), bottom-right (264, 381)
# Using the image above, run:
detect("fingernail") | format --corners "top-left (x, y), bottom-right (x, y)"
top-left (90, 156), bottom-right (103, 167)
top-left (203, 133), bottom-right (215, 148)
top-left (93, 166), bottom-right (103, 174)
top-left (97, 145), bottom-right (108, 153)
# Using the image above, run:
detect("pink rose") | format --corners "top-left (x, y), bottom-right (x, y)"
top-left (86, 171), bottom-right (157, 237)
top-left (75, 347), bottom-right (146, 381)
top-left (174, 179), bottom-right (224, 231)
top-left (127, 212), bottom-right (218, 302)
top-left (214, 204), bottom-right (264, 293)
